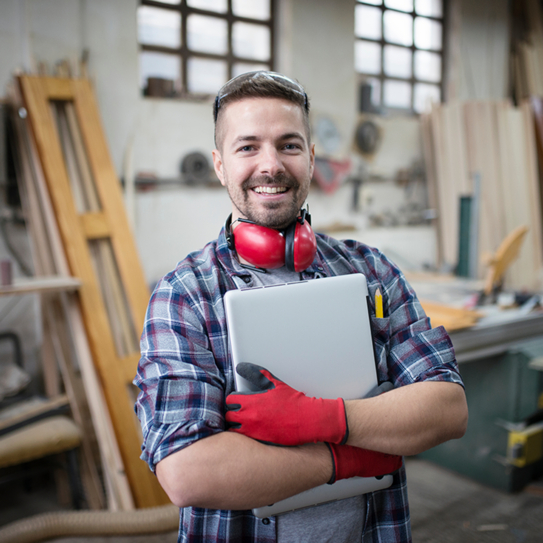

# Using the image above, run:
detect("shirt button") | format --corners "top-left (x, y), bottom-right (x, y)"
top-left (262, 518), bottom-right (270, 525)
top-left (242, 276), bottom-right (251, 284)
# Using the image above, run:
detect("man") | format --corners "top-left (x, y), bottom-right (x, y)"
top-left (135, 71), bottom-right (468, 542)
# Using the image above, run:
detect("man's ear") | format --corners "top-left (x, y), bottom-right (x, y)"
top-left (309, 143), bottom-right (315, 179)
top-left (212, 149), bottom-right (226, 186)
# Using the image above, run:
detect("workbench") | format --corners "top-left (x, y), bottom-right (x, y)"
top-left (419, 307), bottom-right (543, 492)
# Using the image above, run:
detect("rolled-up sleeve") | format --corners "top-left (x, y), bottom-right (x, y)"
top-left (134, 277), bottom-right (226, 472)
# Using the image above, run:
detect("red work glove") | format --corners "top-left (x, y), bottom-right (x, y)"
top-left (225, 363), bottom-right (348, 446)
top-left (326, 443), bottom-right (402, 484)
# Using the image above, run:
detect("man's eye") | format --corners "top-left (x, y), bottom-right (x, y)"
top-left (284, 143), bottom-right (300, 150)
top-left (239, 145), bottom-right (254, 152)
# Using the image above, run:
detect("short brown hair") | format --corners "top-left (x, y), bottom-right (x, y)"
top-left (213, 71), bottom-right (311, 148)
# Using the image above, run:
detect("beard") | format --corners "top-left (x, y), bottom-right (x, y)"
top-left (227, 172), bottom-right (309, 230)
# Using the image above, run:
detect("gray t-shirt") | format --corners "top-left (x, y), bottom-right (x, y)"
top-left (244, 265), bottom-right (367, 542)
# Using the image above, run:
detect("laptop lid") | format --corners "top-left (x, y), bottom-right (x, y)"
top-left (224, 273), bottom-right (393, 517)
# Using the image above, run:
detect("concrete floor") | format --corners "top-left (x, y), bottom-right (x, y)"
top-left (1, 457), bottom-right (543, 542)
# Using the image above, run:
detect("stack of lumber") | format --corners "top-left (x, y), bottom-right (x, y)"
top-left (5, 70), bottom-right (169, 509)
top-left (421, 99), bottom-right (543, 292)
top-left (419, 300), bottom-right (482, 333)
top-left (511, 0), bottom-right (543, 101)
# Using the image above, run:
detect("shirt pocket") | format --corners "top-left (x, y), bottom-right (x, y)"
top-left (370, 315), bottom-right (391, 383)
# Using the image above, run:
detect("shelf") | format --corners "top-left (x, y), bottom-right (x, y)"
top-left (0, 276), bottom-right (82, 297)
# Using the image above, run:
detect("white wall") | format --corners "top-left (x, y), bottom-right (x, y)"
top-left (0, 0), bottom-right (470, 286)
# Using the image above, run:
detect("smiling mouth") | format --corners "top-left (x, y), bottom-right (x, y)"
top-left (253, 186), bottom-right (289, 194)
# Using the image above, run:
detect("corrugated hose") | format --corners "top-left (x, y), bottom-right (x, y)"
top-left (0, 504), bottom-right (179, 543)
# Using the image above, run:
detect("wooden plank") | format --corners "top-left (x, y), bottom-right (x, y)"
top-left (40, 308), bottom-right (61, 398)
top-left (44, 297), bottom-right (105, 509)
top-left (420, 299), bottom-right (482, 332)
top-left (42, 77), bottom-right (72, 100)
top-left (436, 101), bottom-right (468, 269)
top-left (72, 79), bottom-right (150, 339)
top-left (52, 101), bottom-right (88, 213)
top-left (0, 394), bottom-right (68, 433)
top-left (88, 240), bottom-right (128, 357)
top-left (0, 276), bottom-right (81, 297)
top-left (499, 104), bottom-right (540, 290)
top-left (429, 104), bottom-right (448, 269)
top-left (19, 75), bottom-right (168, 508)
top-left (420, 112), bottom-right (442, 268)
top-left (463, 101), bottom-right (506, 271)
top-left (60, 293), bottom-right (134, 511)
top-left (521, 100), bottom-right (543, 287)
top-left (65, 101), bottom-right (101, 211)
top-left (80, 212), bottom-right (111, 240)
top-left (99, 240), bottom-right (139, 354)
top-left (120, 353), bottom-right (141, 385)
top-left (64, 98), bottom-right (138, 356)
top-left (530, 96), bottom-right (543, 248)
top-left (10, 81), bottom-right (134, 510)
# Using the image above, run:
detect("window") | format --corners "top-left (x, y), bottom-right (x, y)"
top-left (355, 0), bottom-right (444, 114)
top-left (138, 0), bottom-right (274, 98)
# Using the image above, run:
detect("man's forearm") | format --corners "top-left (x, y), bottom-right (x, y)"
top-left (156, 431), bottom-right (332, 510)
top-left (345, 381), bottom-right (468, 456)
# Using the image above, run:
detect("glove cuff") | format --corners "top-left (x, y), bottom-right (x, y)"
top-left (339, 399), bottom-right (349, 445)
top-left (325, 443), bottom-right (337, 484)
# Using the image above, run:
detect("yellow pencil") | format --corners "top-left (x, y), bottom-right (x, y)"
top-left (375, 287), bottom-right (383, 319)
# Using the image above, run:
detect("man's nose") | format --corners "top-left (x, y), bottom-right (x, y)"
top-left (258, 146), bottom-right (285, 177)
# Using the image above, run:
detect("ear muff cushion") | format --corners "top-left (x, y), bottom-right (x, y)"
top-left (234, 221), bottom-right (286, 269)
top-left (292, 219), bottom-right (317, 272)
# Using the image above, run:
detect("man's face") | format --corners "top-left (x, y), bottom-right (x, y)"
top-left (212, 97), bottom-right (315, 230)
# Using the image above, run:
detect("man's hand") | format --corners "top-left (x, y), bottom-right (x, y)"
top-left (225, 362), bottom-right (348, 446)
top-left (326, 443), bottom-right (402, 484)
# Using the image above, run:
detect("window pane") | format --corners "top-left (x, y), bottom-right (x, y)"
top-left (361, 77), bottom-right (381, 108)
top-left (233, 0), bottom-right (270, 20)
top-left (414, 82), bottom-right (440, 113)
top-left (414, 17), bottom-right (442, 50)
top-left (355, 41), bottom-right (382, 74)
top-left (187, 0), bottom-right (227, 13)
top-left (358, 0), bottom-right (382, 5)
top-left (383, 79), bottom-right (411, 108)
top-left (415, 0), bottom-right (442, 17)
top-left (137, 6), bottom-right (181, 48)
top-left (233, 22), bottom-right (270, 61)
top-left (384, 45), bottom-right (412, 78)
top-left (384, 10), bottom-right (412, 46)
top-left (187, 14), bottom-right (227, 54)
top-left (414, 50), bottom-right (441, 82)
top-left (187, 58), bottom-right (227, 94)
top-left (232, 62), bottom-right (270, 78)
top-left (384, 0), bottom-right (413, 12)
top-left (355, 5), bottom-right (382, 40)
top-left (139, 51), bottom-right (180, 92)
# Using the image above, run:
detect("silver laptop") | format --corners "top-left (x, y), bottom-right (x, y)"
top-left (224, 273), bottom-right (393, 518)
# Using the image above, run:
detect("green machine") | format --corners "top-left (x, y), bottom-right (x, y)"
top-left (419, 324), bottom-right (543, 493)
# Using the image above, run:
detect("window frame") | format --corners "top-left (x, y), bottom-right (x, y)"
top-left (354, 0), bottom-right (447, 114)
top-left (139, 0), bottom-right (276, 99)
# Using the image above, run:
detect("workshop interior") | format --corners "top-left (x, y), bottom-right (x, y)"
top-left (0, 0), bottom-right (543, 541)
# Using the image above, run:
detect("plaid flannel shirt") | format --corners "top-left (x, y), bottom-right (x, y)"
top-left (134, 226), bottom-right (464, 543)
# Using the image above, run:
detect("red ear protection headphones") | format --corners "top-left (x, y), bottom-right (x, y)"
top-left (225, 209), bottom-right (317, 272)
